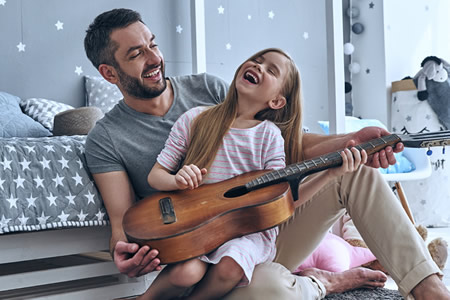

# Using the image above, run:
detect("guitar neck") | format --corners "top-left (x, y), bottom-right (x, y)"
top-left (245, 134), bottom-right (401, 192)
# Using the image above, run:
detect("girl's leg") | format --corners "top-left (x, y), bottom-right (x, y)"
top-left (186, 256), bottom-right (244, 300)
top-left (138, 259), bottom-right (207, 300)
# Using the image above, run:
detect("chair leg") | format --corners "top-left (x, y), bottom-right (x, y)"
top-left (394, 181), bottom-right (415, 225)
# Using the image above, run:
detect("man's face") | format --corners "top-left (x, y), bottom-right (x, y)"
top-left (110, 22), bottom-right (166, 99)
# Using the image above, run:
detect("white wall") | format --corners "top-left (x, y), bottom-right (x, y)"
top-left (346, 0), bottom-right (450, 128)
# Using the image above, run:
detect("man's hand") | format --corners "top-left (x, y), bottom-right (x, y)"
top-left (347, 126), bottom-right (404, 169)
top-left (114, 240), bottom-right (162, 277)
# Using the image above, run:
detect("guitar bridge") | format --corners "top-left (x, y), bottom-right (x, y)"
top-left (159, 197), bottom-right (176, 224)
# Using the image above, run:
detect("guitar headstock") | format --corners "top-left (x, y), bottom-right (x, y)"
top-left (397, 130), bottom-right (450, 148)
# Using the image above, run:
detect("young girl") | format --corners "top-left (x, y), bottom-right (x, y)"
top-left (142, 48), bottom-right (367, 300)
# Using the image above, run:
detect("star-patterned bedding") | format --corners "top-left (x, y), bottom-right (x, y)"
top-left (0, 135), bottom-right (109, 234)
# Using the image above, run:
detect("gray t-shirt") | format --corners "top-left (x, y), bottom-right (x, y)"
top-left (85, 73), bottom-right (228, 199)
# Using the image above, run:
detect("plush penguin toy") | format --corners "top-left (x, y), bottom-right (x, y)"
top-left (414, 56), bottom-right (450, 100)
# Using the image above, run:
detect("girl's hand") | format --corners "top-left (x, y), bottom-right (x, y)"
top-left (327, 147), bottom-right (368, 178)
top-left (175, 164), bottom-right (207, 190)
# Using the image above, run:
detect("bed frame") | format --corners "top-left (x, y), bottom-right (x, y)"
top-left (0, 226), bottom-right (155, 299)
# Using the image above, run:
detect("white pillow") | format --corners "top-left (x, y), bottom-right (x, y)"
top-left (20, 98), bottom-right (74, 131)
top-left (84, 75), bottom-right (123, 114)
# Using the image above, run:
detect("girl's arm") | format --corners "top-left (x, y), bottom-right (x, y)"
top-left (148, 162), bottom-right (207, 191)
top-left (295, 147), bottom-right (367, 208)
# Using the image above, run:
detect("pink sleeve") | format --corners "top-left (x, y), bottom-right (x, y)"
top-left (264, 126), bottom-right (286, 170)
top-left (157, 112), bottom-right (192, 172)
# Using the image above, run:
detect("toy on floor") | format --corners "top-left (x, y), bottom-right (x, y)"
top-left (293, 232), bottom-right (377, 273)
top-left (347, 224), bottom-right (448, 273)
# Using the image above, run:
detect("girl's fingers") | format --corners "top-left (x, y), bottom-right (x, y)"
top-left (351, 147), bottom-right (361, 169)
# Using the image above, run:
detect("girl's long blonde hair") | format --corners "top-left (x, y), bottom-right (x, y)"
top-left (183, 48), bottom-right (304, 169)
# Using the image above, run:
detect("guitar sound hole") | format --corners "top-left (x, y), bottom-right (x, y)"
top-left (224, 185), bottom-right (249, 198)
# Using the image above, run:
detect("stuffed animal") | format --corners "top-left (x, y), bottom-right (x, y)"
top-left (293, 232), bottom-right (377, 273)
top-left (413, 56), bottom-right (450, 101)
top-left (347, 224), bottom-right (448, 273)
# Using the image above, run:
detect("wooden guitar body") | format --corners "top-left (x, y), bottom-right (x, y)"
top-left (123, 170), bottom-right (294, 264)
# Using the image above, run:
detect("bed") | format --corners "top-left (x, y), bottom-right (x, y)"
top-left (0, 83), bottom-right (150, 299)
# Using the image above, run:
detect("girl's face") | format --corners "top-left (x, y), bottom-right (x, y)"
top-left (235, 51), bottom-right (290, 105)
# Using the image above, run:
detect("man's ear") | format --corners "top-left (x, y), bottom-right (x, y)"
top-left (98, 64), bottom-right (119, 84)
top-left (268, 96), bottom-right (287, 110)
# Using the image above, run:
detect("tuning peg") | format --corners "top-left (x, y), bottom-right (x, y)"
top-left (427, 147), bottom-right (433, 156)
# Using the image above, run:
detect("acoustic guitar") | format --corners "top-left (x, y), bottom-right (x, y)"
top-left (123, 130), bottom-right (450, 264)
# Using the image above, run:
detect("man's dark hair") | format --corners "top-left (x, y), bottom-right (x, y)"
top-left (84, 8), bottom-right (144, 69)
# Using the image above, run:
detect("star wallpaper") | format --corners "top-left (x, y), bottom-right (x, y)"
top-left (0, 0), bottom-right (329, 132)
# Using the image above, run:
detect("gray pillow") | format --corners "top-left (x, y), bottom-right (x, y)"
top-left (0, 91), bottom-right (51, 137)
top-left (20, 98), bottom-right (74, 131)
top-left (84, 75), bottom-right (123, 114)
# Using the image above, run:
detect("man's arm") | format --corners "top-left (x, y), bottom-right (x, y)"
top-left (302, 127), bottom-right (404, 169)
top-left (93, 171), bottom-right (162, 277)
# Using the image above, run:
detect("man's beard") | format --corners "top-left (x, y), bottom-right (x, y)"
top-left (116, 65), bottom-right (167, 99)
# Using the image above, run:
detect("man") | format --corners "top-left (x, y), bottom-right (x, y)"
top-left (84, 8), bottom-right (449, 299)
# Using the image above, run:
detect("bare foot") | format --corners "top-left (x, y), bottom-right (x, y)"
top-left (411, 274), bottom-right (450, 300)
top-left (298, 267), bottom-right (387, 295)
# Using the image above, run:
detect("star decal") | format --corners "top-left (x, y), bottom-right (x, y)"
top-left (96, 210), bottom-right (105, 221)
top-left (303, 32), bottom-right (309, 40)
top-left (176, 25), bottom-right (183, 34)
top-left (6, 195), bottom-right (19, 208)
top-left (226, 43), bottom-right (232, 50)
top-left (55, 20), bottom-right (64, 30)
top-left (268, 10), bottom-right (275, 19)
top-left (0, 178), bottom-right (5, 191)
top-left (1, 158), bottom-right (12, 170)
top-left (365, 68), bottom-right (371, 74)
top-left (26, 194), bottom-right (37, 208)
top-left (6, 145), bottom-right (16, 152)
top-left (76, 159), bottom-right (83, 169)
top-left (0, 215), bottom-right (12, 228)
top-left (19, 159), bottom-right (31, 171)
top-left (40, 158), bottom-right (51, 170)
top-left (37, 212), bottom-right (50, 225)
top-left (13, 175), bottom-right (25, 189)
top-left (58, 211), bottom-right (70, 222)
top-left (218, 5), bottom-right (224, 14)
top-left (17, 42), bottom-right (26, 52)
top-left (62, 145), bottom-right (72, 153)
top-left (0, 0), bottom-right (6, 6)
top-left (58, 157), bottom-right (69, 169)
top-left (47, 193), bottom-right (58, 206)
top-left (85, 191), bottom-right (96, 205)
top-left (74, 66), bottom-right (83, 76)
top-left (369, 2), bottom-right (374, 9)
top-left (24, 145), bottom-right (35, 154)
top-left (18, 213), bottom-right (29, 226)
top-left (33, 175), bottom-right (45, 188)
top-left (72, 172), bottom-right (83, 186)
top-left (52, 174), bottom-right (65, 187)
top-left (77, 209), bottom-right (88, 222)
top-left (406, 115), bottom-right (412, 122)
top-left (66, 192), bottom-right (76, 205)
top-left (44, 145), bottom-right (55, 153)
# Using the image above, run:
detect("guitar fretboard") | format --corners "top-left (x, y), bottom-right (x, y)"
top-left (245, 134), bottom-right (401, 191)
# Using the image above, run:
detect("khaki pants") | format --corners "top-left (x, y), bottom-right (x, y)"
top-left (225, 166), bottom-right (441, 299)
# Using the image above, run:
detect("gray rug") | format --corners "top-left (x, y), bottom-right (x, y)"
top-left (325, 288), bottom-right (404, 299)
